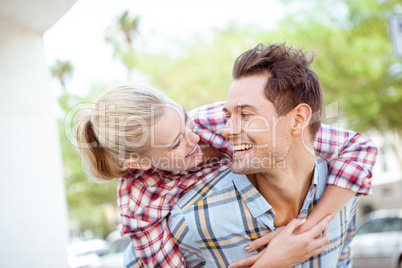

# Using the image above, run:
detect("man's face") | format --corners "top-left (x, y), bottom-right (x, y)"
top-left (222, 74), bottom-right (291, 175)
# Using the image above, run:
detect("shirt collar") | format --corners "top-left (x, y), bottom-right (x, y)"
top-left (231, 159), bottom-right (326, 219)
top-left (299, 159), bottom-right (324, 217)
top-left (231, 173), bottom-right (272, 218)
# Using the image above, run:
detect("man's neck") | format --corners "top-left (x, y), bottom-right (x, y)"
top-left (249, 147), bottom-right (316, 227)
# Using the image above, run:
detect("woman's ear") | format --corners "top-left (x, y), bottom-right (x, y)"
top-left (291, 103), bottom-right (312, 137)
top-left (125, 158), bottom-right (151, 170)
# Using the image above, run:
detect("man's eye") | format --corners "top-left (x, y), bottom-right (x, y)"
top-left (241, 113), bottom-right (250, 118)
top-left (224, 113), bottom-right (231, 119)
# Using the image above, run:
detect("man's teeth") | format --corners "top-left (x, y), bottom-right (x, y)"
top-left (233, 144), bottom-right (253, 151)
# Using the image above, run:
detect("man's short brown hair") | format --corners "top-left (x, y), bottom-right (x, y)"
top-left (232, 43), bottom-right (323, 137)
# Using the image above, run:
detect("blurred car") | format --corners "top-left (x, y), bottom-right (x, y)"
top-left (88, 230), bottom-right (131, 268)
top-left (351, 209), bottom-right (402, 268)
top-left (67, 239), bottom-right (110, 268)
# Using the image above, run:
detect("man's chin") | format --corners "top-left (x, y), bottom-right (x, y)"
top-left (230, 165), bottom-right (254, 175)
top-left (230, 167), bottom-right (242, 174)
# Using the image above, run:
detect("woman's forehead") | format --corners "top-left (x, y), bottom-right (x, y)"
top-left (149, 104), bottom-right (185, 146)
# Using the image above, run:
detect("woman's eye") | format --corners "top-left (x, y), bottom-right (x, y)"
top-left (241, 113), bottom-right (250, 118)
top-left (172, 139), bottom-right (181, 149)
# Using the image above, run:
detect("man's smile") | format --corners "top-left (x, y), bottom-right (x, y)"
top-left (231, 143), bottom-right (254, 157)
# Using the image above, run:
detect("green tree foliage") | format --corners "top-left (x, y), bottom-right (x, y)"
top-left (136, 25), bottom-right (259, 110)
top-left (59, 112), bottom-right (118, 238)
top-left (134, 0), bottom-right (402, 135)
top-left (269, 0), bottom-right (402, 133)
top-left (51, 59), bottom-right (119, 238)
top-left (61, 83), bottom-right (120, 238)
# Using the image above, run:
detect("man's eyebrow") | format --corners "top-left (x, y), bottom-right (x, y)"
top-left (223, 104), bottom-right (258, 113)
top-left (236, 104), bottom-right (258, 111)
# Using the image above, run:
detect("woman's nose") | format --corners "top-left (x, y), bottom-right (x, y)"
top-left (187, 130), bottom-right (200, 146)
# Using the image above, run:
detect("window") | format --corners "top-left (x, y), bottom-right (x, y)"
top-left (357, 217), bottom-right (402, 235)
top-left (107, 239), bottom-right (131, 255)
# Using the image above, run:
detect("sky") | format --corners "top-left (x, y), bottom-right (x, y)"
top-left (43, 0), bottom-right (288, 95)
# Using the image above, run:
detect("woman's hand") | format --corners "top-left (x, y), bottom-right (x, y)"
top-left (229, 215), bottom-right (333, 268)
top-left (228, 227), bottom-right (284, 268)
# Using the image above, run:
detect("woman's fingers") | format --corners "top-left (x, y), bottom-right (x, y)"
top-left (311, 227), bottom-right (330, 249)
top-left (244, 226), bottom-right (285, 252)
top-left (244, 215), bottom-right (331, 253)
top-left (311, 246), bottom-right (326, 257)
top-left (282, 217), bottom-right (307, 236)
top-left (231, 216), bottom-right (332, 268)
top-left (310, 229), bottom-right (330, 256)
top-left (305, 215), bottom-right (333, 239)
top-left (228, 249), bottom-right (265, 268)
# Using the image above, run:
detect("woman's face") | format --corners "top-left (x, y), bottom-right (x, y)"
top-left (140, 103), bottom-right (204, 171)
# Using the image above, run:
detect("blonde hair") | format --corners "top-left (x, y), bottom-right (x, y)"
top-left (74, 83), bottom-right (170, 181)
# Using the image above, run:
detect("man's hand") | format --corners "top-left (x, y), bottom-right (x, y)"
top-left (229, 215), bottom-right (333, 268)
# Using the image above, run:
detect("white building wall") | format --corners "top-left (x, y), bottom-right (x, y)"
top-left (0, 19), bottom-right (69, 267)
top-left (371, 131), bottom-right (402, 185)
top-left (357, 132), bottom-right (402, 223)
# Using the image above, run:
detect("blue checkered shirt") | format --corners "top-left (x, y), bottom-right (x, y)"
top-left (167, 159), bottom-right (360, 268)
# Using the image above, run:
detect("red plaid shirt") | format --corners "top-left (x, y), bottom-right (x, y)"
top-left (118, 101), bottom-right (377, 268)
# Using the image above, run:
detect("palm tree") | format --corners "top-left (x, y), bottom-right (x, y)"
top-left (104, 10), bottom-right (142, 78)
top-left (51, 59), bottom-right (75, 113)
top-left (116, 10), bottom-right (141, 49)
top-left (51, 59), bottom-right (74, 92)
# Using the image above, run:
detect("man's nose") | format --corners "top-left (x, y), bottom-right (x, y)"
top-left (222, 117), bottom-right (241, 139)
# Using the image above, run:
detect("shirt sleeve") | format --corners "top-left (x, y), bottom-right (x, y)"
top-left (127, 217), bottom-right (185, 268)
top-left (189, 102), bottom-right (233, 158)
top-left (314, 124), bottom-right (378, 195)
top-left (117, 171), bottom-right (199, 268)
top-left (118, 164), bottom-right (228, 267)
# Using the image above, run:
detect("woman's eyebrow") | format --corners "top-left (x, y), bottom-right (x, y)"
top-left (180, 106), bottom-right (188, 121)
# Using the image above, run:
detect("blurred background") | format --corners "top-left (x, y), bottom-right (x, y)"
top-left (1, 0), bottom-right (401, 267)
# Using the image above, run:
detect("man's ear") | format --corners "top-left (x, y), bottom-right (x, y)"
top-left (291, 103), bottom-right (312, 137)
top-left (125, 158), bottom-right (151, 170)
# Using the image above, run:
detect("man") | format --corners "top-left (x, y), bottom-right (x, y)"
top-left (166, 43), bottom-right (360, 267)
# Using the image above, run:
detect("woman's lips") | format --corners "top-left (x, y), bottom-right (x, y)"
top-left (186, 144), bottom-right (199, 158)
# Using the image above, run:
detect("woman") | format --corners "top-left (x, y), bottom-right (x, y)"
top-left (74, 83), bottom-right (375, 267)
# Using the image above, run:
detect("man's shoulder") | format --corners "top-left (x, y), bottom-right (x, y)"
top-left (175, 169), bottom-right (243, 210)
